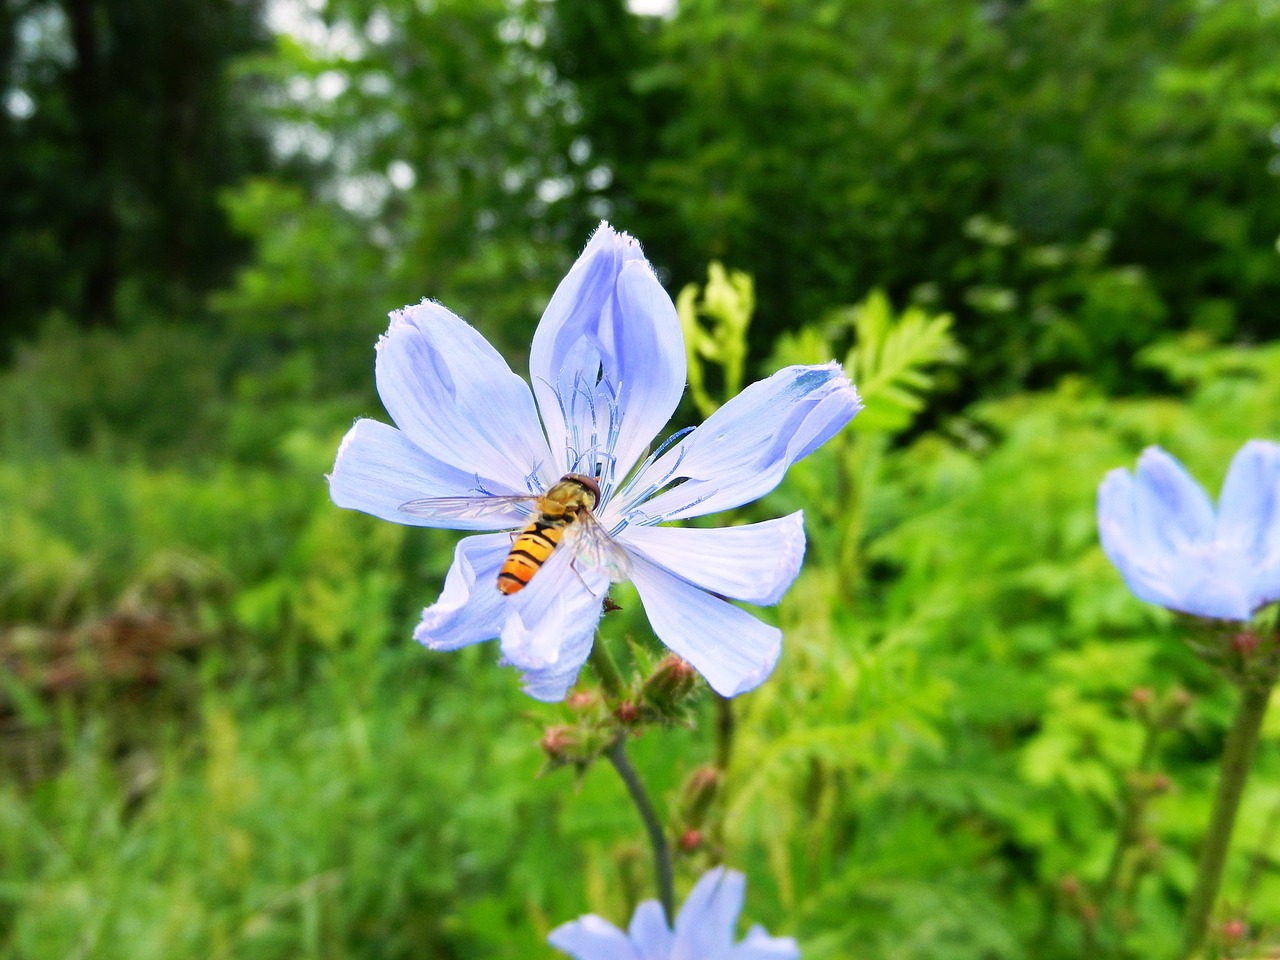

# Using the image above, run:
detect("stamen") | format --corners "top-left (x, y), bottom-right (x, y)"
top-left (616, 430), bottom-right (698, 514)
top-left (629, 489), bottom-right (716, 526)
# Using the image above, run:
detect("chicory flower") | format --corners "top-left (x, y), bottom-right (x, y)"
top-left (1097, 441), bottom-right (1280, 621)
top-left (548, 866), bottom-right (799, 960)
top-left (329, 223), bottom-right (861, 700)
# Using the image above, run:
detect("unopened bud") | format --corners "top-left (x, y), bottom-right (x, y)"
top-left (1059, 875), bottom-right (1081, 897)
top-left (1232, 632), bottom-right (1261, 655)
top-left (1221, 918), bottom-right (1246, 940)
top-left (565, 691), bottom-right (597, 712)
top-left (1149, 772), bottom-right (1170, 794)
top-left (540, 725), bottom-right (578, 761)
top-left (679, 828), bottom-right (703, 853)
top-left (1159, 687), bottom-right (1194, 728)
top-left (680, 766), bottom-right (722, 827)
top-left (642, 655), bottom-right (699, 711)
top-left (1130, 687), bottom-right (1153, 706)
top-left (614, 700), bottom-right (639, 724)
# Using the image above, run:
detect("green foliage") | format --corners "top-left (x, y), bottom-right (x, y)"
top-left (0, 0), bottom-right (270, 351)
top-left (7, 0), bottom-right (1280, 953)
top-left (728, 336), bottom-right (1280, 957)
top-left (554, 0), bottom-right (1280, 393)
top-left (676, 261), bottom-right (754, 417)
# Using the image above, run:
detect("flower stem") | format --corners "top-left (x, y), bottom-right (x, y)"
top-left (1180, 666), bottom-right (1278, 958)
top-left (588, 636), bottom-right (625, 701)
top-left (607, 736), bottom-right (675, 921)
top-left (1100, 723), bottom-right (1160, 902)
top-left (713, 692), bottom-right (735, 771)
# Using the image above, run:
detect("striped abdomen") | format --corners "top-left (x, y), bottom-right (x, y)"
top-left (495, 474), bottom-right (600, 596)
top-left (497, 518), bottom-right (569, 595)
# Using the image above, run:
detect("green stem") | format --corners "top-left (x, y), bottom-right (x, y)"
top-left (1180, 668), bottom-right (1278, 958)
top-left (1100, 724), bottom-right (1161, 901)
top-left (607, 737), bottom-right (675, 921)
top-left (588, 636), bottom-right (625, 701)
top-left (713, 693), bottom-right (735, 772)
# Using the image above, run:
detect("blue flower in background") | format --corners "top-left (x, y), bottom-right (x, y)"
top-left (1097, 441), bottom-right (1280, 621)
top-left (329, 223), bottom-right (861, 700)
top-left (548, 867), bottom-right (799, 960)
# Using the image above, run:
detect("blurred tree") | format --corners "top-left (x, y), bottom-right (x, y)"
top-left (0, 0), bottom-right (269, 352)
top-left (214, 0), bottom-right (582, 392)
top-left (550, 0), bottom-right (1280, 393)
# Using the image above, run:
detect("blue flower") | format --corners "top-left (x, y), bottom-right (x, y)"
top-left (1097, 441), bottom-right (1280, 621)
top-left (329, 223), bottom-right (860, 701)
top-left (548, 867), bottom-right (799, 960)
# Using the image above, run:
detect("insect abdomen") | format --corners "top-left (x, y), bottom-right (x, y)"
top-left (497, 520), bottom-right (565, 595)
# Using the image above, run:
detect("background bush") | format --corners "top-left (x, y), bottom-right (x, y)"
top-left (3, 0), bottom-right (1280, 957)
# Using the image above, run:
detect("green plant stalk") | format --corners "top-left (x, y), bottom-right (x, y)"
top-left (588, 635), bottom-right (625, 701)
top-left (713, 692), bottom-right (735, 772)
top-left (1100, 723), bottom-right (1161, 901)
top-left (607, 736), bottom-right (676, 921)
top-left (1180, 664), bottom-right (1279, 959)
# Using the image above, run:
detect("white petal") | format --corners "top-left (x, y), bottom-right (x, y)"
top-left (376, 301), bottom-right (552, 493)
top-left (671, 868), bottom-right (742, 959)
top-left (619, 513), bottom-right (805, 605)
top-left (412, 534), bottom-right (510, 651)
top-left (499, 545), bottom-right (608, 674)
top-left (733, 927), bottom-right (801, 960)
top-left (1098, 464), bottom-right (1255, 620)
top-left (628, 555), bottom-right (782, 697)
top-left (328, 419), bottom-right (526, 529)
top-left (1097, 468), bottom-right (1183, 609)
top-left (548, 915), bottom-right (641, 960)
top-left (1213, 442), bottom-right (1280, 568)
top-left (628, 901), bottom-right (674, 960)
top-left (1131, 447), bottom-right (1215, 552)
top-left (529, 223), bottom-right (685, 482)
top-left (622, 364), bottom-right (860, 522)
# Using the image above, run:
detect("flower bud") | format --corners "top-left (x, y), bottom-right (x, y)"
top-left (1232, 631), bottom-right (1261, 655)
top-left (540, 725), bottom-right (579, 761)
top-left (679, 828), bottom-right (703, 853)
top-left (680, 766), bottom-right (722, 828)
top-left (565, 691), bottom-right (597, 712)
top-left (642, 655), bottom-right (700, 713)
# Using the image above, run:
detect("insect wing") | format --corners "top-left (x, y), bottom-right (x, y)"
top-left (564, 510), bottom-right (631, 582)
top-left (398, 493), bottom-right (536, 523)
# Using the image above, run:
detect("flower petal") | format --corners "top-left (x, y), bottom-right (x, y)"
top-left (628, 554), bottom-right (782, 697)
top-left (619, 513), bottom-right (806, 606)
top-left (1217, 440), bottom-right (1280, 577)
top-left (1098, 468), bottom-right (1180, 608)
top-left (510, 621), bottom-right (597, 703)
top-left (1098, 464), bottom-right (1254, 620)
top-left (1131, 447), bottom-right (1215, 552)
top-left (499, 545), bottom-right (608, 681)
top-left (548, 915), bottom-right (640, 960)
top-left (672, 867), bottom-right (743, 957)
top-left (627, 901), bottom-right (674, 960)
top-left (529, 223), bottom-right (685, 483)
top-left (620, 364), bottom-right (860, 523)
top-left (328, 419), bottom-right (527, 529)
top-left (412, 533), bottom-right (510, 651)
top-left (376, 301), bottom-right (552, 493)
top-left (734, 927), bottom-right (801, 960)
top-left (1165, 546), bottom-right (1257, 620)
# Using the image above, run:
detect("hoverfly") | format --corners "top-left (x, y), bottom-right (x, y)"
top-left (400, 473), bottom-right (629, 594)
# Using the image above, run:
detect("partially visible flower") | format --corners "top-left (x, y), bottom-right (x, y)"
top-left (548, 867), bottom-right (799, 960)
top-left (1097, 441), bottom-right (1280, 620)
top-left (329, 223), bottom-right (860, 700)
